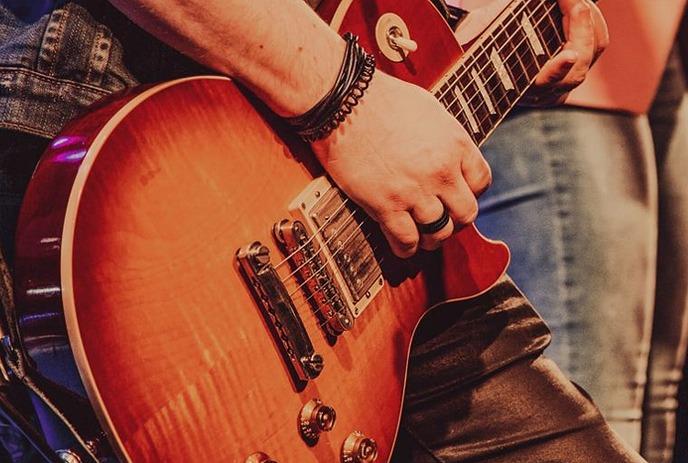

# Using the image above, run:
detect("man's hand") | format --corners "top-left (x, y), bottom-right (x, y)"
top-left (111, 0), bottom-right (604, 259)
top-left (524, 0), bottom-right (609, 105)
top-left (312, 72), bottom-right (491, 258)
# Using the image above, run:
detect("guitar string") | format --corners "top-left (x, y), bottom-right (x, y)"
top-left (274, 2), bottom-right (565, 299)
top-left (278, 23), bottom-right (560, 292)
top-left (288, 241), bottom-right (375, 313)
top-left (463, 20), bottom-right (562, 137)
top-left (294, 246), bottom-right (385, 332)
top-left (286, 6), bottom-right (566, 325)
top-left (453, 3), bottom-right (563, 131)
top-left (277, 210), bottom-right (365, 294)
top-left (278, 206), bottom-right (361, 283)
top-left (437, 3), bottom-right (563, 128)
top-left (287, 216), bottom-right (371, 299)
top-left (273, 1), bottom-right (561, 276)
top-left (286, 228), bottom-right (387, 331)
top-left (272, 197), bottom-right (353, 271)
top-left (435, 0), bottom-right (532, 102)
top-left (435, 0), bottom-right (561, 105)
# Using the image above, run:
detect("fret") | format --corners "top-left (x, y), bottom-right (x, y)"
top-left (472, 44), bottom-right (505, 133)
top-left (432, 0), bottom-right (567, 146)
top-left (471, 70), bottom-right (496, 115)
top-left (516, 22), bottom-right (543, 79)
top-left (435, 75), bottom-right (480, 144)
top-left (530, 0), bottom-right (564, 56)
top-left (520, 11), bottom-right (546, 57)
top-left (453, 86), bottom-right (483, 137)
top-left (483, 54), bottom-right (513, 116)
top-left (500, 21), bottom-right (532, 92)
top-left (490, 47), bottom-right (515, 92)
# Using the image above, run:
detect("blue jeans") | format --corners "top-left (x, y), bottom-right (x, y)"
top-left (477, 51), bottom-right (688, 462)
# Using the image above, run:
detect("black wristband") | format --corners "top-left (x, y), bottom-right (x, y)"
top-left (285, 32), bottom-right (376, 143)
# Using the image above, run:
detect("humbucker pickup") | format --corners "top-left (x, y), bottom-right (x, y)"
top-left (274, 219), bottom-right (355, 337)
top-left (289, 177), bottom-right (384, 319)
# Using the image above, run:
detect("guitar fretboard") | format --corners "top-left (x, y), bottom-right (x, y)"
top-left (433, 0), bottom-right (565, 146)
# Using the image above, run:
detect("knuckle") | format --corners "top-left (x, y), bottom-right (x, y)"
top-left (476, 163), bottom-right (493, 192)
top-left (396, 232), bottom-right (419, 250)
top-left (573, 1), bottom-right (592, 16)
top-left (454, 201), bottom-right (479, 224)
top-left (570, 74), bottom-right (586, 87)
top-left (560, 75), bottom-right (586, 92)
top-left (421, 239), bottom-right (442, 251)
top-left (385, 185), bottom-right (413, 209)
top-left (598, 34), bottom-right (610, 52)
top-left (454, 132), bottom-right (473, 152)
top-left (435, 166), bottom-right (458, 187)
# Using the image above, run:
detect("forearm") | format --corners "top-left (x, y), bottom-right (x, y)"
top-left (108, 0), bottom-right (345, 116)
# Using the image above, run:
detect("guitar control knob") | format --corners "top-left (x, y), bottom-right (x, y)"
top-left (245, 452), bottom-right (278, 463)
top-left (299, 398), bottom-right (337, 443)
top-left (57, 450), bottom-right (82, 463)
top-left (341, 431), bottom-right (378, 463)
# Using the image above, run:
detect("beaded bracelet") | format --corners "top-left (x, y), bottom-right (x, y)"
top-left (285, 32), bottom-right (376, 143)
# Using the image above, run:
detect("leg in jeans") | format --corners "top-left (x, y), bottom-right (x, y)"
top-left (642, 50), bottom-right (688, 463)
top-left (475, 107), bottom-right (657, 449)
top-left (393, 278), bottom-right (645, 462)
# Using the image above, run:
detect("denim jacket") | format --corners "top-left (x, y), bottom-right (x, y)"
top-left (0, 1), bottom-right (207, 139)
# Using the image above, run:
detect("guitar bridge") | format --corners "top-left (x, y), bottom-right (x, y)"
top-left (237, 242), bottom-right (323, 384)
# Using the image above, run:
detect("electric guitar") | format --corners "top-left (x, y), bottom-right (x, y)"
top-left (14, 0), bottom-right (568, 461)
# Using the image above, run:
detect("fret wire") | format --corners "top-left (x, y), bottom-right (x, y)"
top-left (440, 1), bottom-right (530, 128)
top-left (438, 5), bottom-right (564, 139)
top-left (530, 0), bottom-right (562, 56)
top-left (445, 5), bottom-right (551, 135)
top-left (438, 2), bottom-right (563, 132)
top-left (472, 18), bottom-right (563, 133)
top-left (452, 19), bottom-right (564, 143)
top-left (434, 0), bottom-right (529, 101)
top-left (437, 1), bottom-right (558, 109)
top-left (471, 30), bottom-right (561, 136)
top-left (527, 0), bottom-right (557, 58)
top-left (436, 0), bottom-right (561, 102)
top-left (512, 2), bottom-right (550, 78)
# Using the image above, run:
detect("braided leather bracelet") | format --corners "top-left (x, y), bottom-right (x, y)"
top-left (285, 33), bottom-right (376, 143)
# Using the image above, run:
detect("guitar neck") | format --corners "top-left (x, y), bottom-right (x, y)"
top-left (433, 0), bottom-right (565, 146)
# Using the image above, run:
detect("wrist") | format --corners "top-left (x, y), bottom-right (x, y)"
top-left (283, 33), bottom-right (376, 143)
top-left (266, 37), bottom-right (348, 117)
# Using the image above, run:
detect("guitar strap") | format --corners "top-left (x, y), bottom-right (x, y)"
top-left (0, 246), bottom-right (103, 462)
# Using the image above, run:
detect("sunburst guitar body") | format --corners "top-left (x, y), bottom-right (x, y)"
top-left (14, 0), bottom-right (569, 460)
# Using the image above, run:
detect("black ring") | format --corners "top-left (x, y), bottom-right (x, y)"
top-left (417, 207), bottom-right (450, 235)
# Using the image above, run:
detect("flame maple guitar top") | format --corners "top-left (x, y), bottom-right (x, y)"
top-left (14, 0), bottom-right (510, 461)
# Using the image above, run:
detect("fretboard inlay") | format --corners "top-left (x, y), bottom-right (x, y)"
top-left (433, 0), bottom-right (565, 146)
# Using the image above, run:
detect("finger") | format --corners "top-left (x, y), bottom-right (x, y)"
top-left (410, 195), bottom-right (454, 251)
top-left (533, 49), bottom-right (578, 88)
top-left (378, 211), bottom-right (420, 258)
top-left (438, 178), bottom-right (479, 228)
top-left (459, 143), bottom-right (492, 196)
top-left (560, 0), bottom-right (595, 68)
top-left (586, 0), bottom-right (609, 63)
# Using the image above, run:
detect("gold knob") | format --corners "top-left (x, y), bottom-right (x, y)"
top-left (245, 452), bottom-right (277, 463)
top-left (341, 431), bottom-right (378, 463)
top-left (299, 398), bottom-right (337, 443)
